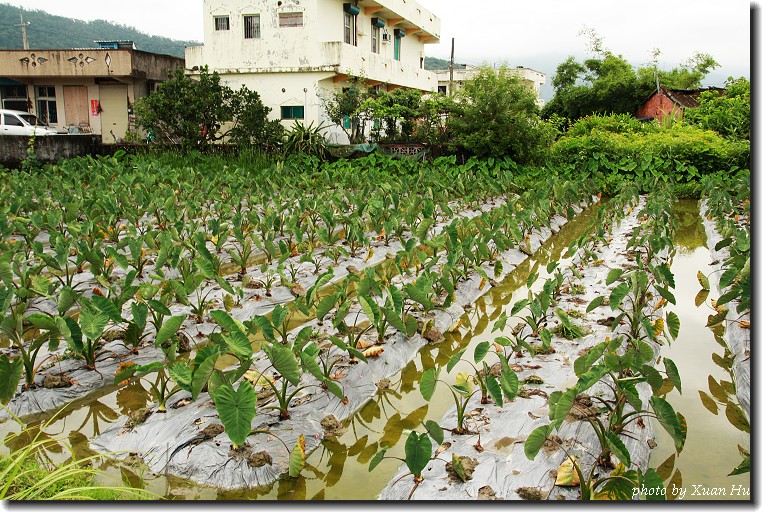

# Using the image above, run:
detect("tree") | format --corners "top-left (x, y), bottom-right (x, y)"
top-left (685, 77), bottom-right (750, 140)
top-left (446, 65), bottom-right (555, 163)
top-left (638, 51), bottom-right (721, 90)
top-left (320, 76), bottom-right (372, 144)
top-left (359, 88), bottom-right (423, 142)
top-left (135, 66), bottom-right (281, 149)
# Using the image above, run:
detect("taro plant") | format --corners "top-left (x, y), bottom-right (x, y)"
top-left (359, 285), bottom-right (418, 344)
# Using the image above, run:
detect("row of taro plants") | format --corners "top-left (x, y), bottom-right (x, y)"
top-left (110, 173), bottom-right (596, 482)
top-left (0, 152), bottom-right (539, 405)
top-left (524, 187), bottom-right (686, 500)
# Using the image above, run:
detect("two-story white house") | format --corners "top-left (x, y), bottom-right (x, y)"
top-left (186, 0), bottom-right (441, 143)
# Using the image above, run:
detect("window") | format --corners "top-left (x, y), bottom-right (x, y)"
top-left (394, 35), bottom-right (401, 61)
top-left (3, 114), bottom-right (23, 127)
top-left (36, 85), bottom-right (57, 124)
top-left (1, 85), bottom-right (28, 111)
top-left (214, 16), bottom-right (230, 31)
top-left (344, 12), bottom-right (356, 45)
top-left (438, 85), bottom-right (447, 94)
top-left (244, 15), bottom-right (260, 38)
top-left (371, 24), bottom-right (380, 54)
top-left (279, 12), bottom-right (303, 28)
top-left (281, 106), bottom-right (305, 120)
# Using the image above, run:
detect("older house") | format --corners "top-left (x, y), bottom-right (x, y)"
top-left (0, 42), bottom-right (184, 142)
top-left (636, 86), bottom-right (724, 122)
top-left (185, 0), bottom-right (441, 143)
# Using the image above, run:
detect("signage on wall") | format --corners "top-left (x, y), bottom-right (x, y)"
top-left (91, 100), bottom-right (101, 116)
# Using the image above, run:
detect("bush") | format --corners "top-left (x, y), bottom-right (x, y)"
top-left (686, 77), bottom-right (750, 140)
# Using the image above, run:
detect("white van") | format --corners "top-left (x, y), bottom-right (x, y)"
top-left (0, 109), bottom-right (58, 136)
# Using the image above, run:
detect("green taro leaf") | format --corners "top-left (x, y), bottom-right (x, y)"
top-left (79, 309), bottom-right (110, 342)
top-left (369, 447), bottom-right (389, 472)
top-left (210, 310), bottom-right (246, 334)
top-left (729, 456), bottom-right (750, 476)
top-left (404, 431), bottom-right (432, 478)
top-left (168, 363), bottom-right (193, 393)
top-left (155, 315), bottom-right (186, 348)
top-left (423, 420), bottom-right (444, 445)
top-left (222, 331), bottom-right (254, 360)
top-left (473, 341), bottom-right (491, 363)
top-left (250, 315), bottom-right (276, 343)
top-left (263, 344), bottom-right (301, 386)
top-left (191, 353), bottom-right (218, 401)
top-left (697, 271), bottom-right (711, 291)
top-left (664, 358), bottom-right (682, 394)
top-left (524, 424), bottom-right (551, 460)
top-left (552, 388), bottom-right (577, 428)
top-left (655, 285), bottom-right (676, 305)
top-left (586, 296), bottom-right (604, 313)
top-left (606, 269), bottom-right (624, 285)
top-left (706, 309), bottom-right (728, 328)
top-left (485, 374), bottom-right (504, 407)
top-left (605, 432), bottom-right (631, 467)
top-left (650, 396), bottom-right (683, 452)
top-left (315, 294), bottom-right (339, 321)
top-left (446, 350), bottom-right (465, 373)
top-left (609, 283), bottom-right (630, 311)
top-left (0, 355), bottom-right (22, 404)
top-left (212, 381), bottom-right (257, 448)
top-left (419, 368), bottom-right (440, 401)
top-left (640, 469), bottom-right (666, 500)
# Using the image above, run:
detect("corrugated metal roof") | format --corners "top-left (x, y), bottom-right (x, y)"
top-left (662, 86), bottom-right (725, 109)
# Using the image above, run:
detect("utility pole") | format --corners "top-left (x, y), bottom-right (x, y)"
top-left (16, 8), bottom-right (30, 50)
top-left (449, 37), bottom-right (455, 96)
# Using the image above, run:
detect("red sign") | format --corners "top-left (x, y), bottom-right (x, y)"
top-left (91, 100), bottom-right (100, 116)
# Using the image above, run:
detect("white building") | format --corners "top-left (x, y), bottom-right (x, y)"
top-left (186, 0), bottom-right (441, 143)
top-left (435, 64), bottom-right (547, 108)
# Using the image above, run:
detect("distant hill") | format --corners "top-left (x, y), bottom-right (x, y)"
top-left (0, 3), bottom-right (198, 57)
top-left (424, 56), bottom-right (468, 71)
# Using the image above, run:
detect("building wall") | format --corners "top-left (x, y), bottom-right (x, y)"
top-left (636, 91), bottom-right (684, 121)
top-left (435, 65), bottom-right (547, 107)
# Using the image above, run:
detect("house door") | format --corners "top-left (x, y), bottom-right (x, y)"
top-left (63, 86), bottom-right (89, 127)
top-left (99, 84), bottom-right (128, 143)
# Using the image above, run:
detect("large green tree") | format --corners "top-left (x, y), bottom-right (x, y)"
top-left (446, 65), bottom-right (555, 162)
top-left (685, 77), bottom-right (750, 140)
top-left (135, 67), bottom-right (282, 148)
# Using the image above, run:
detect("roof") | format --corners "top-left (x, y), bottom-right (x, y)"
top-left (658, 86), bottom-right (726, 109)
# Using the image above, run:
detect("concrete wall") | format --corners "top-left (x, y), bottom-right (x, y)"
top-left (0, 135), bottom-right (100, 168)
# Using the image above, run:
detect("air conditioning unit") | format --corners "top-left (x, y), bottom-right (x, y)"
top-left (382, 32), bottom-right (392, 43)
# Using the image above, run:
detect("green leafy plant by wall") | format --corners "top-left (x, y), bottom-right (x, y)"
top-left (685, 77), bottom-right (750, 141)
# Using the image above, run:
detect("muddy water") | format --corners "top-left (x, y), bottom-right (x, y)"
top-left (647, 200), bottom-right (750, 501)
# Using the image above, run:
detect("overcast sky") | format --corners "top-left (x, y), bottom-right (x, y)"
top-left (16, 0), bottom-right (754, 92)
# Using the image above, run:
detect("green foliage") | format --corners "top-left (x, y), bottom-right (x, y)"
top-left (320, 76), bottom-right (371, 144)
top-left (135, 67), bottom-right (282, 149)
top-left (686, 77), bottom-right (750, 140)
top-left (283, 121), bottom-right (329, 157)
top-left (0, 4), bottom-right (195, 57)
top-left (446, 65), bottom-right (555, 163)
top-left (361, 88), bottom-right (423, 142)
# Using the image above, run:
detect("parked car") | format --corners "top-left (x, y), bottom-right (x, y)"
top-left (0, 109), bottom-right (58, 136)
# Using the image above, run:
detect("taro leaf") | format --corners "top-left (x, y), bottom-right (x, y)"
top-left (288, 434), bottom-right (307, 478)
top-left (299, 352), bottom-right (324, 382)
top-left (451, 454), bottom-right (468, 482)
top-left (719, 268), bottom-right (738, 289)
top-left (697, 271), bottom-right (711, 291)
top-left (706, 309), bottom-right (728, 328)
top-left (663, 358), bottom-right (682, 394)
top-left (26, 313), bottom-right (57, 332)
top-left (404, 315), bottom-right (418, 338)
top-left (655, 285), bottom-right (676, 305)
top-left (57, 286), bottom-right (78, 315)
top-left (474, 341), bottom-right (491, 363)
top-left (79, 309), bottom-right (110, 342)
top-left (271, 305), bottom-right (288, 332)
top-left (382, 306), bottom-right (407, 335)
top-left (155, 315), bottom-right (186, 348)
top-left (586, 296), bottom-right (604, 313)
top-left (729, 456), bottom-right (751, 476)
top-left (359, 295), bottom-right (379, 325)
top-left (699, 390), bottom-right (719, 415)
top-left (499, 365), bottom-right (519, 401)
top-left (605, 432), bottom-right (631, 467)
top-left (485, 374), bottom-right (504, 407)
top-left (576, 365), bottom-right (610, 392)
top-left (419, 368), bottom-right (439, 401)
top-left (656, 263), bottom-right (675, 289)
top-left (574, 341), bottom-right (606, 377)
top-left (147, 300), bottom-right (172, 317)
top-left (446, 351), bottom-right (465, 373)
top-left (191, 353), bottom-right (218, 401)
top-left (493, 260), bottom-right (503, 279)
top-left (555, 456), bottom-right (580, 486)
top-left (526, 271), bottom-right (538, 289)
top-left (650, 396), bottom-right (683, 453)
top-left (210, 310), bottom-right (246, 334)
top-left (694, 289), bottom-right (710, 307)
top-left (606, 269), bottom-right (623, 285)
top-left (404, 431), bottom-right (432, 478)
top-left (492, 313), bottom-right (508, 332)
top-left (404, 284), bottom-right (433, 311)
top-left (263, 344), bottom-right (301, 386)
top-left (641, 365), bottom-right (663, 392)
top-left (130, 303), bottom-right (148, 332)
top-left (715, 288), bottom-right (739, 307)
top-left (325, 379), bottom-right (344, 400)
top-left (207, 370), bottom-right (226, 398)
top-left (0, 261), bottom-right (12, 286)
top-left (622, 383), bottom-right (643, 412)
top-left (423, 420), bottom-right (444, 445)
top-left (510, 299), bottom-right (528, 316)
top-left (223, 294), bottom-right (235, 313)
top-left (168, 362), bottom-right (193, 393)
top-left (0, 355), bottom-right (22, 404)
top-left (609, 283), bottom-right (630, 310)
top-left (524, 424), bottom-right (551, 460)
top-left (637, 340), bottom-right (654, 363)
top-left (222, 331), bottom-right (253, 360)
top-left (546, 261), bottom-right (559, 274)
top-left (315, 294), bottom-right (339, 321)
top-left (250, 315), bottom-right (275, 343)
top-left (552, 388), bottom-right (577, 428)
top-left (90, 296), bottom-right (123, 323)
top-left (540, 328), bottom-right (552, 350)
top-left (677, 412), bottom-right (687, 451)
top-left (725, 402), bottom-right (750, 433)
top-left (212, 381), bottom-right (257, 448)
top-left (368, 446), bottom-right (389, 472)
